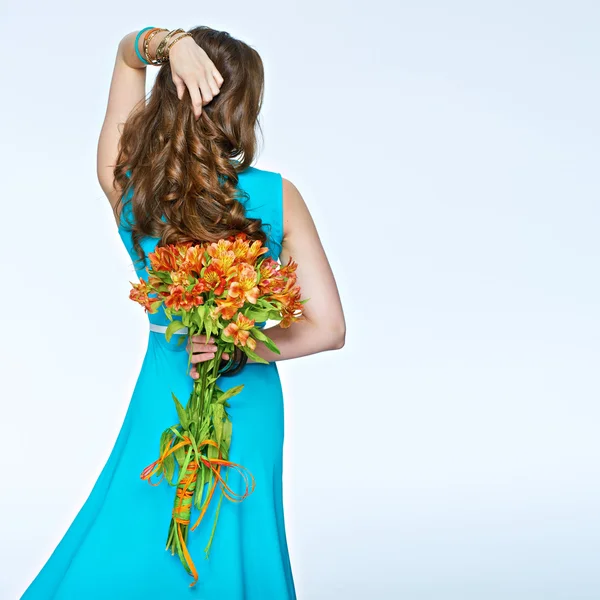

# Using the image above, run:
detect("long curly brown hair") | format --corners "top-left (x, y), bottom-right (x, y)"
top-left (113, 25), bottom-right (269, 269)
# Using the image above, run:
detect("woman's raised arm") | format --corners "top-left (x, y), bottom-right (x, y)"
top-left (97, 28), bottom-right (223, 220)
top-left (97, 30), bottom-right (156, 213)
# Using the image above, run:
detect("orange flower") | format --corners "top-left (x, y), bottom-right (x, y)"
top-left (259, 258), bottom-right (278, 280)
top-left (171, 269), bottom-right (192, 287)
top-left (280, 310), bottom-right (304, 328)
top-left (148, 273), bottom-right (165, 290)
top-left (203, 263), bottom-right (227, 295)
top-left (231, 236), bottom-right (268, 265)
top-left (205, 240), bottom-right (236, 272)
top-left (231, 236), bottom-right (251, 262)
top-left (189, 280), bottom-right (207, 302)
top-left (228, 263), bottom-right (259, 304)
top-left (174, 241), bottom-right (194, 262)
top-left (246, 239), bottom-right (269, 264)
top-left (279, 256), bottom-right (299, 279)
top-left (272, 278), bottom-right (304, 328)
top-left (164, 284), bottom-right (203, 311)
top-left (212, 296), bottom-right (244, 320)
top-left (222, 313), bottom-right (257, 349)
top-left (129, 277), bottom-right (156, 313)
top-left (207, 239), bottom-right (231, 258)
top-left (149, 246), bottom-right (179, 272)
top-left (182, 244), bottom-right (207, 276)
top-left (258, 258), bottom-right (284, 294)
top-left (273, 278), bottom-right (301, 306)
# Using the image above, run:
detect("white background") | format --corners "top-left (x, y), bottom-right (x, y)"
top-left (1, 1), bottom-right (600, 599)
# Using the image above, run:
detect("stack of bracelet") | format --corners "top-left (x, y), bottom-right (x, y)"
top-left (218, 345), bottom-right (248, 377)
top-left (134, 26), bottom-right (193, 66)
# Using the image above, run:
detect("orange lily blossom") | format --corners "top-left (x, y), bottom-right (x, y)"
top-left (227, 263), bottom-right (260, 304)
top-left (222, 313), bottom-right (257, 350)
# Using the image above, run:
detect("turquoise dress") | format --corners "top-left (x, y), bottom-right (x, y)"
top-left (21, 166), bottom-right (297, 599)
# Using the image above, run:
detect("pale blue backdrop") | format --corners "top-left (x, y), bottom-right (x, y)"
top-left (1, 1), bottom-right (599, 599)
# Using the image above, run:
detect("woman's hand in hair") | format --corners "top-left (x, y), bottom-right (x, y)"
top-left (169, 35), bottom-right (225, 120)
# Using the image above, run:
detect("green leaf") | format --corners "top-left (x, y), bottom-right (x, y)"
top-left (243, 345), bottom-right (270, 364)
top-left (159, 429), bottom-right (173, 455)
top-left (205, 317), bottom-right (213, 341)
top-left (206, 375), bottom-right (219, 386)
top-left (174, 444), bottom-right (186, 466)
top-left (220, 329), bottom-right (233, 343)
top-left (168, 425), bottom-right (185, 440)
top-left (204, 467), bottom-right (213, 492)
top-left (221, 419), bottom-right (232, 459)
top-left (193, 305), bottom-right (206, 330)
top-left (165, 320), bottom-right (186, 343)
top-left (244, 307), bottom-right (271, 322)
top-left (163, 453), bottom-right (175, 484)
top-left (218, 384), bottom-right (244, 403)
top-left (194, 464), bottom-right (207, 509)
top-left (176, 445), bottom-right (194, 487)
top-left (212, 404), bottom-right (225, 449)
top-left (149, 300), bottom-right (163, 313)
top-left (171, 392), bottom-right (189, 429)
top-left (256, 298), bottom-right (271, 308)
top-left (251, 328), bottom-right (281, 354)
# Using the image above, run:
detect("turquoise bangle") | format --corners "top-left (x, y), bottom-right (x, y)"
top-left (134, 27), bottom-right (155, 65)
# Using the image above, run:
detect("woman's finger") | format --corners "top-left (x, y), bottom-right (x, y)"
top-left (213, 69), bottom-right (224, 86)
top-left (191, 346), bottom-right (216, 358)
top-left (172, 73), bottom-right (186, 101)
top-left (206, 68), bottom-right (222, 96)
top-left (189, 351), bottom-right (216, 365)
top-left (191, 334), bottom-right (214, 343)
top-left (189, 351), bottom-right (230, 378)
top-left (185, 78), bottom-right (204, 119)
top-left (186, 336), bottom-right (215, 353)
top-left (198, 78), bottom-right (214, 106)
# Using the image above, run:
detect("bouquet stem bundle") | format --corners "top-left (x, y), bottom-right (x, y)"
top-left (139, 342), bottom-right (255, 585)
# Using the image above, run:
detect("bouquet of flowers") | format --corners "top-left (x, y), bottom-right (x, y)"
top-left (128, 232), bottom-right (306, 587)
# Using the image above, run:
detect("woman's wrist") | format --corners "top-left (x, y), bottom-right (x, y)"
top-left (119, 29), bottom-right (170, 69)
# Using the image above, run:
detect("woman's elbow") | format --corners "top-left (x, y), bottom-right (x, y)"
top-left (327, 323), bottom-right (346, 350)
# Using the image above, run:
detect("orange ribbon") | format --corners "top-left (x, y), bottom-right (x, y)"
top-left (140, 433), bottom-right (255, 587)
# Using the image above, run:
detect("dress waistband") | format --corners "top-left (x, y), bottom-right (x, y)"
top-left (149, 323), bottom-right (189, 335)
top-left (150, 321), bottom-right (266, 335)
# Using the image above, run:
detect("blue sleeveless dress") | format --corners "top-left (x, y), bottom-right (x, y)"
top-left (21, 166), bottom-right (297, 599)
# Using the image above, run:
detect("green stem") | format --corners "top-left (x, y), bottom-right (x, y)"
top-left (204, 470), bottom-right (228, 559)
top-left (196, 359), bottom-right (210, 417)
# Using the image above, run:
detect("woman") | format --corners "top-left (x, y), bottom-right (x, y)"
top-left (21, 25), bottom-right (345, 599)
